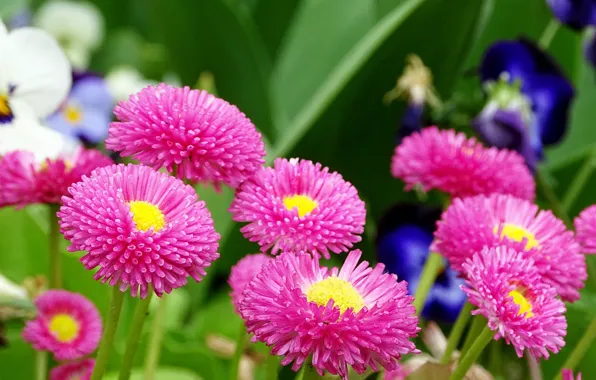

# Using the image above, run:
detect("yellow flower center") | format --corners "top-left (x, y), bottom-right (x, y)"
top-left (49, 313), bottom-right (80, 343)
top-left (64, 104), bottom-right (83, 124)
top-left (306, 277), bottom-right (365, 313)
top-left (494, 223), bottom-right (539, 250)
top-left (283, 194), bottom-right (318, 217)
top-left (0, 94), bottom-right (12, 117)
top-left (128, 201), bottom-right (166, 232)
top-left (508, 290), bottom-right (534, 318)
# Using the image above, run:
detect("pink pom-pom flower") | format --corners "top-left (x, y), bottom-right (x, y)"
top-left (58, 164), bottom-right (220, 298)
top-left (562, 369), bottom-right (582, 380)
top-left (391, 126), bottom-right (535, 200)
top-left (434, 193), bottom-right (586, 302)
top-left (0, 148), bottom-right (112, 207)
top-left (228, 253), bottom-right (271, 313)
top-left (50, 359), bottom-right (95, 380)
top-left (107, 84), bottom-right (266, 188)
top-left (462, 246), bottom-right (567, 359)
top-left (229, 158), bottom-right (366, 259)
top-left (22, 290), bottom-right (102, 361)
top-left (239, 250), bottom-right (420, 379)
top-left (574, 205), bottom-right (596, 254)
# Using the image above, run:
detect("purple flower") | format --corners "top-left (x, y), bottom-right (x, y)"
top-left (547, 0), bottom-right (596, 30)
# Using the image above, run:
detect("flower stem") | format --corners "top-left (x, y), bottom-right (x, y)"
top-left (90, 287), bottom-right (125, 380)
top-left (562, 150), bottom-right (596, 213)
top-left (535, 169), bottom-right (571, 227)
top-left (539, 19), bottom-right (560, 49)
top-left (119, 293), bottom-right (154, 380)
top-left (229, 324), bottom-right (249, 380)
top-left (35, 350), bottom-right (47, 380)
top-left (294, 361), bottom-right (318, 380)
top-left (555, 316), bottom-right (596, 379)
top-left (441, 301), bottom-right (474, 364)
top-left (412, 252), bottom-right (443, 316)
top-left (449, 325), bottom-right (494, 380)
top-left (460, 315), bottom-right (486, 358)
top-left (265, 354), bottom-right (280, 380)
top-left (48, 204), bottom-right (61, 288)
top-left (144, 295), bottom-right (168, 380)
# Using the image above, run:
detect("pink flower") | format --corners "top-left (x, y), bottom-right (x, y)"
top-left (0, 148), bottom-right (112, 207)
top-left (574, 205), bottom-right (596, 254)
top-left (50, 359), bottom-right (95, 380)
top-left (107, 84), bottom-right (266, 188)
top-left (462, 246), bottom-right (567, 359)
top-left (239, 250), bottom-right (420, 379)
top-left (391, 126), bottom-right (535, 200)
top-left (434, 193), bottom-right (586, 302)
top-left (228, 254), bottom-right (271, 313)
top-left (229, 158), bottom-right (366, 258)
top-left (383, 363), bottom-right (408, 380)
top-left (562, 369), bottom-right (582, 380)
top-left (58, 164), bottom-right (220, 298)
top-left (22, 290), bottom-right (102, 361)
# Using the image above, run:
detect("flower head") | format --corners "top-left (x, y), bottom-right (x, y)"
top-left (0, 147), bottom-right (113, 207)
top-left (574, 205), bottom-right (596, 254)
top-left (547, 0), bottom-right (596, 30)
top-left (562, 369), bottom-right (582, 380)
top-left (228, 254), bottom-right (271, 313)
top-left (50, 358), bottom-right (95, 380)
top-left (376, 203), bottom-right (465, 323)
top-left (107, 84), bottom-right (266, 188)
top-left (22, 290), bottom-right (102, 360)
top-left (462, 246), bottom-right (567, 359)
top-left (229, 158), bottom-right (366, 258)
top-left (434, 193), bottom-right (586, 302)
top-left (58, 164), bottom-right (221, 298)
top-left (391, 126), bottom-right (535, 200)
top-left (239, 250), bottom-right (420, 379)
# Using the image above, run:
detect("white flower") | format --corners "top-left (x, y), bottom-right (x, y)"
top-left (0, 274), bottom-right (27, 301)
top-left (34, 0), bottom-right (104, 69)
top-left (105, 65), bottom-right (157, 102)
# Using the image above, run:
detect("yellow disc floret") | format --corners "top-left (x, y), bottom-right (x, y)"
top-left (49, 313), bottom-right (80, 343)
top-left (283, 194), bottom-right (318, 217)
top-left (494, 223), bottom-right (539, 250)
top-left (508, 290), bottom-right (534, 318)
top-left (128, 201), bottom-right (166, 232)
top-left (306, 277), bottom-right (365, 313)
top-left (64, 104), bottom-right (83, 124)
top-left (0, 94), bottom-right (11, 116)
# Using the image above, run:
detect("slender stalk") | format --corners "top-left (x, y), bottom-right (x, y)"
top-left (265, 354), bottom-right (280, 380)
top-left (119, 293), bottom-right (154, 380)
top-left (294, 361), bottom-right (318, 380)
top-left (449, 326), bottom-right (494, 380)
top-left (554, 317), bottom-right (596, 379)
top-left (535, 169), bottom-right (571, 227)
top-left (48, 204), bottom-right (61, 288)
top-left (526, 351), bottom-right (542, 380)
top-left (35, 350), bottom-right (47, 380)
top-left (539, 20), bottom-right (560, 49)
top-left (90, 287), bottom-right (125, 380)
top-left (460, 315), bottom-right (486, 358)
top-left (413, 252), bottom-right (443, 316)
top-left (229, 324), bottom-right (249, 380)
top-left (441, 302), bottom-right (474, 364)
top-left (488, 339), bottom-right (502, 377)
top-left (144, 295), bottom-right (168, 380)
top-left (562, 151), bottom-right (596, 213)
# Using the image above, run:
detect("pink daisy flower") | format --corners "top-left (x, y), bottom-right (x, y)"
top-left (434, 193), bottom-right (586, 302)
top-left (383, 363), bottom-right (408, 380)
top-left (58, 164), bottom-right (220, 298)
top-left (50, 359), bottom-right (95, 380)
top-left (229, 158), bottom-right (366, 258)
top-left (228, 254), bottom-right (271, 313)
top-left (107, 84), bottom-right (266, 188)
top-left (239, 250), bottom-right (420, 379)
top-left (22, 290), bottom-right (102, 361)
top-left (574, 205), bottom-right (596, 254)
top-left (462, 246), bottom-right (567, 359)
top-left (562, 369), bottom-right (582, 380)
top-left (0, 148), bottom-right (112, 207)
top-left (391, 126), bottom-right (535, 200)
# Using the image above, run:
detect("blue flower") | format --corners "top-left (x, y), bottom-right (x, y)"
top-left (396, 103), bottom-right (425, 143)
top-left (473, 39), bottom-right (574, 169)
top-left (376, 203), bottom-right (466, 323)
top-left (547, 0), bottom-right (596, 30)
top-left (46, 72), bottom-right (113, 145)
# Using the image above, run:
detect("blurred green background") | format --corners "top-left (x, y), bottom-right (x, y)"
top-left (1, 0), bottom-right (596, 378)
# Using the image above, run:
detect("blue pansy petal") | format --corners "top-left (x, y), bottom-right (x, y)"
top-left (71, 77), bottom-right (114, 115)
top-left (424, 273), bottom-right (467, 323)
top-left (480, 41), bottom-right (536, 82)
top-left (517, 38), bottom-right (570, 78)
top-left (584, 32), bottom-right (596, 68)
top-left (397, 103), bottom-right (424, 143)
top-left (547, 0), bottom-right (596, 30)
top-left (46, 111), bottom-right (79, 141)
top-left (77, 108), bottom-right (110, 145)
top-left (377, 226), bottom-right (432, 279)
top-left (472, 108), bottom-right (525, 149)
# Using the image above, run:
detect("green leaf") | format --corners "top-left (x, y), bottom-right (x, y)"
top-left (253, 0), bottom-right (302, 60)
top-left (104, 368), bottom-right (201, 380)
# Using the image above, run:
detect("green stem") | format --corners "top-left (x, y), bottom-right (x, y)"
top-left (441, 302), bottom-right (474, 364)
top-left (538, 20), bottom-right (560, 49)
top-left (265, 354), bottom-right (280, 380)
top-left (535, 169), bottom-right (571, 227)
top-left (555, 317), bottom-right (596, 379)
top-left (119, 293), bottom-right (154, 380)
top-left (294, 361), bottom-right (319, 380)
top-left (35, 350), bottom-right (47, 380)
top-left (489, 339), bottom-right (502, 377)
top-left (562, 151), bottom-right (596, 213)
top-left (48, 204), bottom-right (61, 288)
top-left (90, 287), bottom-right (125, 380)
top-left (449, 326), bottom-right (494, 380)
top-left (144, 295), bottom-right (168, 380)
top-left (460, 315), bottom-right (486, 358)
top-left (412, 252), bottom-right (443, 316)
top-left (229, 324), bottom-right (249, 380)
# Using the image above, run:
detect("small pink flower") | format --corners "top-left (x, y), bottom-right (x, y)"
top-left (462, 246), bottom-right (567, 359)
top-left (229, 158), bottom-right (366, 258)
top-left (58, 164), bottom-right (220, 298)
top-left (391, 126), bottom-right (535, 200)
top-left (562, 369), bottom-right (582, 380)
top-left (239, 250), bottom-right (420, 379)
top-left (50, 359), bottom-right (95, 380)
top-left (574, 205), bottom-right (596, 254)
top-left (22, 290), bottom-right (102, 361)
top-left (383, 363), bottom-right (409, 380)
top-left (228, 254), bottom-right (271, 313)
top-left (107, 84), bottom-right (266, 188)
top-left (434, 193), bottom-right (586, 302)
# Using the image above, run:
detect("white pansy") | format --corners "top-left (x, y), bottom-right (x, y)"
top-left (105, 65), bottom-right (157, 102)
